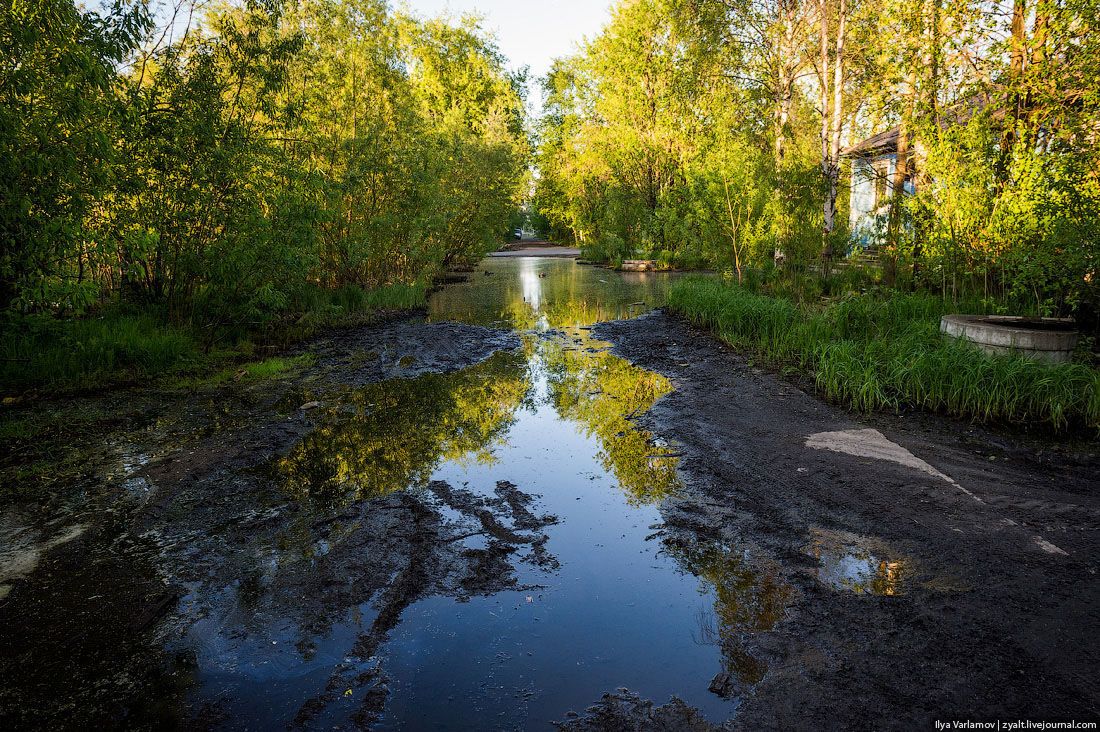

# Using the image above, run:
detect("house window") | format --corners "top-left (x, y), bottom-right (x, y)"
top-left (873, 160), bottom-right (890, 208)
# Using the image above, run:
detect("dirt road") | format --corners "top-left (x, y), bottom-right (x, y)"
top-left (1, 260), bottom-right (1097, 730)
top-left (586, 310), bottom-right (1100, 729)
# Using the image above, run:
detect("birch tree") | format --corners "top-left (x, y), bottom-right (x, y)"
top-left (815, 0), bottom-right (849, 263)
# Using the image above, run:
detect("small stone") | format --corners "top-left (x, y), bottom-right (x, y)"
top-left (300, 401), bottom-right (322, 411)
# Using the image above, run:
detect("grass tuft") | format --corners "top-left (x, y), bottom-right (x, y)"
top-left (0, 314), bottom-right (201, 392)
top-left (0, 283), bottom-right (426, 394)
top-left (166, 354), bottom-right (317, 390)
top-left (670, 276), bottom-right (1100, 432)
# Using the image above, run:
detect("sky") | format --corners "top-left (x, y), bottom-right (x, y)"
top-left (398, 0), bottom-right (612, 96)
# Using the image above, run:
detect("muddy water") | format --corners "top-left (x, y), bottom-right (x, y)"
top-left (380, 259), bottom-right (732, 727)
top-left (0, 258), bottom-right (769, 729)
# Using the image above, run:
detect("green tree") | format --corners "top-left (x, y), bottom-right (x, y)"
top-left (0, 0), bottom-right (149, 312)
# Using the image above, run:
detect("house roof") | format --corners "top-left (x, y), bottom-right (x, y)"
top-left (843, 92), bottom-right (1029, 158)
top-left (843, 127), bottom-right (900, 157)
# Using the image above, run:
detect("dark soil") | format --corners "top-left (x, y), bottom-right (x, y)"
top-left (3, 298), bottom-right (1098, 731)
top-left (0, 316), bottom-right (533, 730)
top-left (590, 310), bottom-right (1100, 730)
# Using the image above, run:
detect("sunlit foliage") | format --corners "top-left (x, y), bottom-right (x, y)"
top-left (533, 0), bottom-right (830, 271)
top-left (535, 0), bottom-right (1100, 320)
top-left (672, 276), bottom-right (1100, 429)
top-left (1, 0), bottom-right (528, 324)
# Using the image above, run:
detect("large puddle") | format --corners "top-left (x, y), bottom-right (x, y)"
top-left (1, 258), bottom-right (782, 728)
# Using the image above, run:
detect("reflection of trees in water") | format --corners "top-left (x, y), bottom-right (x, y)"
top-left (861, 560), bottom-right (905, 596)
top-left (506, 297), bottom-right (651, 331)
top-left (666, 540), bottom-right (793, 690)
top-left (429, 259), bottom-right (669, 331)
top-left (542, 337), bottom-right (680, 505)
top-left (277, 352), bottom-right (529, 509)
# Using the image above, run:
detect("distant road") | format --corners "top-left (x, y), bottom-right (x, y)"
top-left (492, 240), bottom-right (580, 258)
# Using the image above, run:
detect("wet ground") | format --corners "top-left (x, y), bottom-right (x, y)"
top-left (2, 257), bottom-right (1099, 730)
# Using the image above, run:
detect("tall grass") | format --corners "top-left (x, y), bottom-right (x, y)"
top-left (0, 283), bottom-right (427, 393)
top-left (0, 314), bottom-right (202, 391)
top-left (292, 282), bottom-right (427, 315)
top-left (670, 277), bottom-right (1100, 432)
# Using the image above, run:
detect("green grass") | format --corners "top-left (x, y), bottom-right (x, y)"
top-left (0, 418), bottom-right (33, 440)
top-left (240, 354), bottom-right (314, 380)
top-left (0, 282), bottom-right (426, 394)
top-left (168, 354), bottom-right (317, 390)
top-left (0, 313), bottom-right (203, 392)
top-left (281, 283), bottom-right (427, 342)
top-left (291, 282), bottom-right (426, 315)
top-left (670, 276), bottom-right (1100, 432)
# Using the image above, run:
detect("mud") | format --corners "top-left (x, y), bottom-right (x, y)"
top-left (592, 310), bottom-right (1100, 729)
top-left (554, 689), bottom-right (728, 731)
top-left (0, 316), bottom-right (534, 729)
top-left (3, 261), bottom-right (1098, 731)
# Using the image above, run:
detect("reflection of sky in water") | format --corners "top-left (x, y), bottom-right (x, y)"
top-left (385, 261), bottom-right (734, 726)
top-left (521, 257), bottom-right (543, 312)
top-left (807, 529), bottom-right (909, 597)
top-left (427, 257), bottom-right (680, 330)
top-left (377, 405), bottom-right (721, 728)
top-left (184, 258), bottom-right (759, 729)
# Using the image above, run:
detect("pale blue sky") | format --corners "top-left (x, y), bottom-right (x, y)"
top-left (398, 0), bottom-right (612, 81)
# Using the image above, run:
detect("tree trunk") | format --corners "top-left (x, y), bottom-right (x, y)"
top-left (1000, 0), bottom-right (1027, 174)
top-left (1027, 5), bottom-right (1048, 146)
top-left (819, 0), bottom-right (830, 183)
top-left (774, 1), bottom-right (801, 164)
top-left (775, 78), bottom-right (793, 163)
top-left (888, 67), bottom-right (915, 249)
top-left (819, 0), bottom-right (846, 267)
top-left (724, 178), bottom-right (743, 283)
top-left (910, 0), bottom-right (941, 282)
